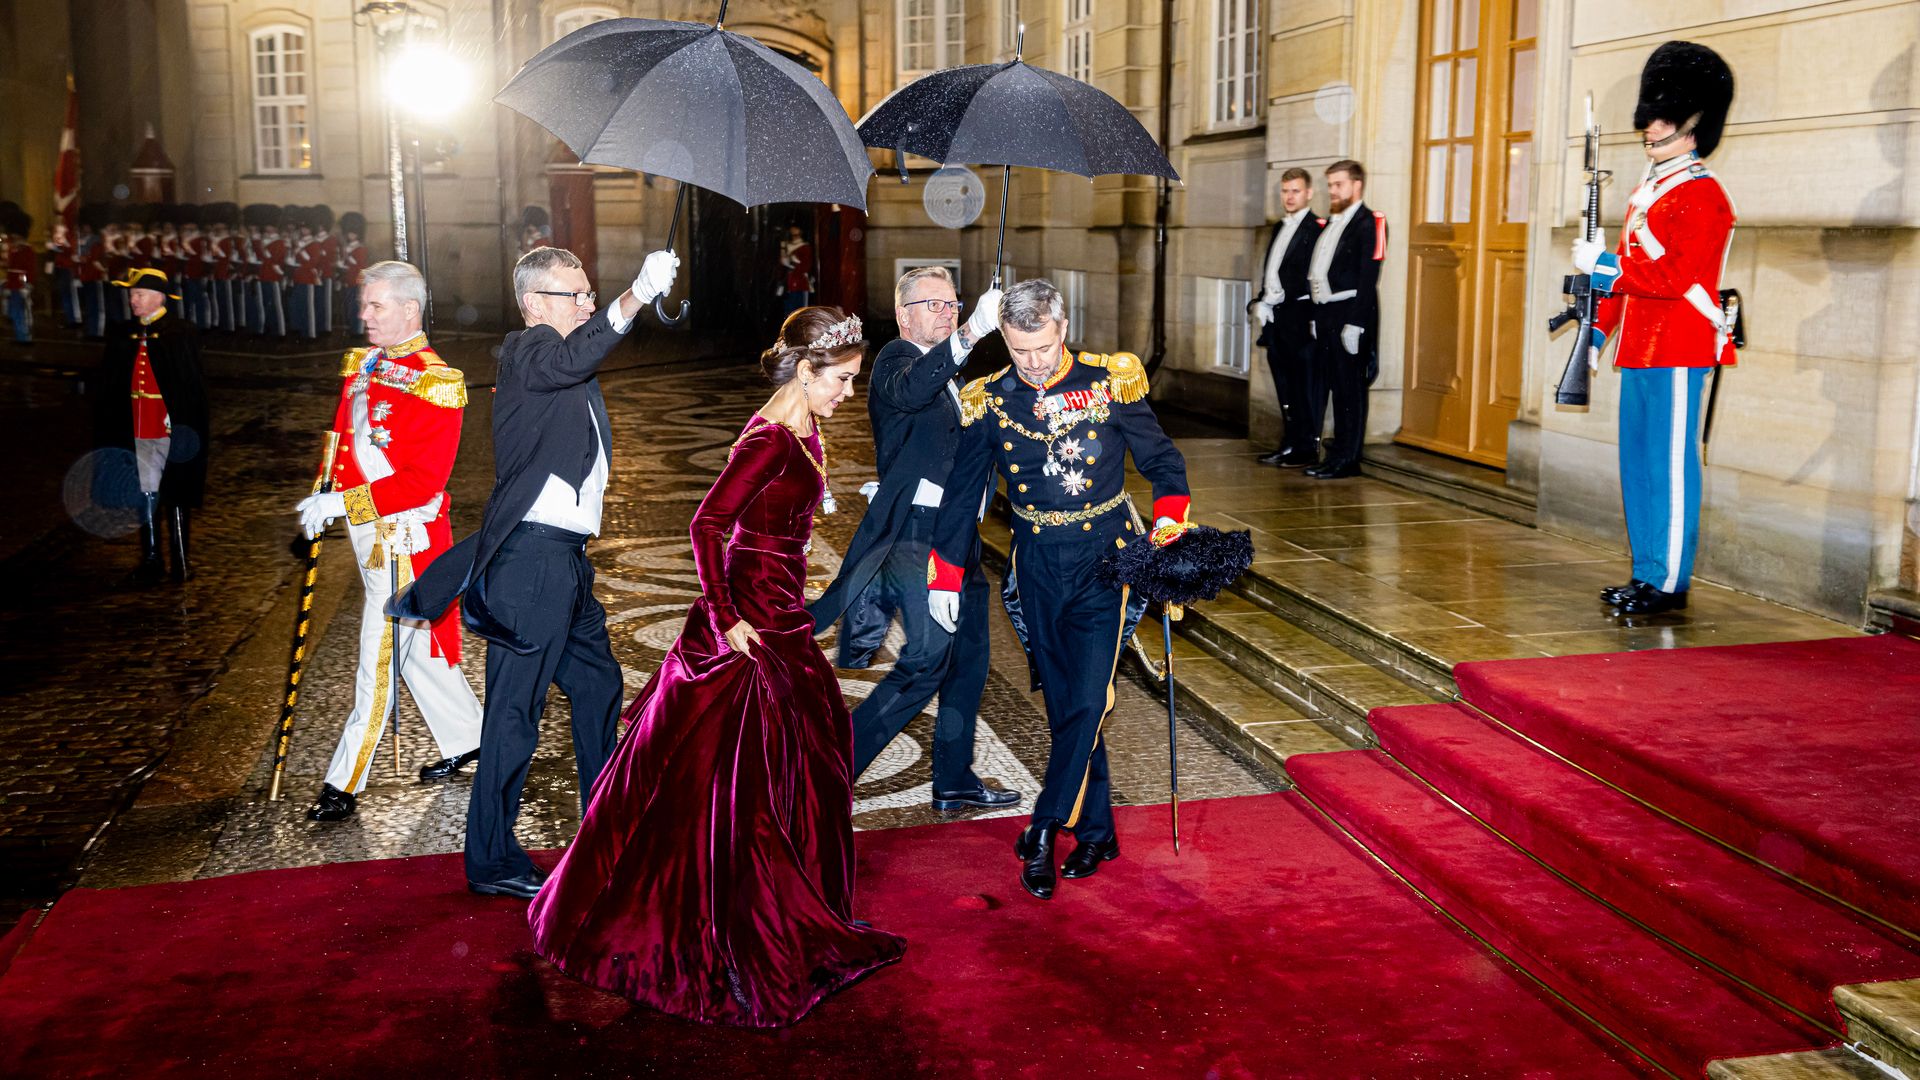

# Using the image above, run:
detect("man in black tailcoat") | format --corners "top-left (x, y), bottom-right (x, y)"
top-left (1250, 167), bottom-right (1326, 468)
top-left (1305, 159), bottom-right (1389, 480)
top-left (806, 266), bottom-right (1022, 813)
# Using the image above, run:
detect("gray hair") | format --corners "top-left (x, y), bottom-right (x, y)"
top-left (362, 260), bottom-right (427, 314)
top-left (1000, 278), bottom-right (1066, 333)
top-left (894, 264), bottom-right (954, 309)
top-left (514, 246), bottom-right (585, 319)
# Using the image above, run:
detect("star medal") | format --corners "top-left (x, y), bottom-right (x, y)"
top-left (372, 401), bottom-right (393, 421)
top-left (370, 426), bottom-right (393, 448)
top-left (1057, 436), bottom-right (1083, 463)
top-left (1061, 467), bottom-right (1090, 496)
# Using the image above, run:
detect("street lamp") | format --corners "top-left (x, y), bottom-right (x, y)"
top-left (385, 43), bottom-right (470, 328)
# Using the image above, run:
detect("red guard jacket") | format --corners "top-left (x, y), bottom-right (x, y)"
top-left (4, 242), bottom-right (34, 291)
top-left (1592, 154), bottom-right (1737, 369)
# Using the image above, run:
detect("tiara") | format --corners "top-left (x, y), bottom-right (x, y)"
top-left (777, 313), bottom-right (864, 354)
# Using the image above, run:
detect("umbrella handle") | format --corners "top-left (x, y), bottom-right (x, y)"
top-left (653, 184), bottom-right (690, 325)
top-left (654, 295), bottom-right (690, 325)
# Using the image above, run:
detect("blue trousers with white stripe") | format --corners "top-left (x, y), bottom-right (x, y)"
top-left (1618, 366), bottom-right (1708, 594)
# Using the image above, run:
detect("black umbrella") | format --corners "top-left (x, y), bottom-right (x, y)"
top-left (856, 30), bottom-right (1179, 285)
top-left (494, 5), bottom-right (873, 323)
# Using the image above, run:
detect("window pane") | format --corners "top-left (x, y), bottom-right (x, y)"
top-left (1424, 144), bottom-right (1448, 223)
top-left (1455, 0), bottom-right (1477, 50)
top-left (1513, 0), bottom-right (1538, 40)
top-left (1509, 47), bottom-right (1536, 133)
top-left (1450, 143), bottom-right (1474, 223)
top-left (1430, 0), bottom-right (1452, 54)
top-left (1503, 139), bottom-right (1530, 223)
top-left (1453, 56), bottom-right (1476, 138)
top-left (1427, 62), bottom-right (1449, 140)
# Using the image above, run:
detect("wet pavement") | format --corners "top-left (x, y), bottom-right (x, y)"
top-left (0, 323), bottom-right (1279, 908)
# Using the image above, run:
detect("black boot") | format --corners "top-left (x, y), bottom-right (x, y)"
top-left (1599, 580), bottom-right (1645, 607)
top-left (128, 492), bottom-right (165, 587)
top-left (166, 505), bottom-right (193, 583)
top-left (1014, 823), bottom-right (1060, 900)
top-left (307, 783), bottom-right (356, 822)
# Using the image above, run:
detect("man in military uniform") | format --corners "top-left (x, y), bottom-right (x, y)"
top-left (92, 267), bottom-right (209, 584)
top-left (1250, 167), bottom-right (1326, 467)
top-left (806, 266), bottom-right (1021, 812)
top-left (288, 211), bottom-right (321, 340)
top-left (1575, 42), bottom-right (1738, 616)
top-left (46, 220), bottom-right (80, 330)
top-left (338, 213), bottom-right (370, 338)
top-left (1304, 159), bottom-right (1388, 479)
top-left (311, 206), bottom-right (339, 336)
top-left (3, 210), bottom-right (34, 345)
top-left (293, 259), bottom-right (483, 822)
top-left (74, 213), bottom-right (107, 340)
top-left (930, 278), bottom-right (1191, 900)
top-left (178, 218), bottom-right (209, 330)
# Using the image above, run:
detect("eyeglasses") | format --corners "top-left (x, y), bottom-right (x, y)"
top-left (902, 298), bottom-right (965, 315)
top-left (533, 290), bottom-right (598, 307)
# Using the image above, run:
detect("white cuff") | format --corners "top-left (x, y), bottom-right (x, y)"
top-left (946, 330), bottom-right (972, 363)
top-left (607, 299), bottom-right (635, 334)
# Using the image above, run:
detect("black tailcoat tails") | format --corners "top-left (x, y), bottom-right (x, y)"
top-left (394, 305), bottom-right (629, 885)
top-left (931, 350), bottom-right (1189, 844)
top-left (1310, 201), bottom-right (1387, 471)
top-left (1255, 212), bottom-right (1326, 458)
top-left (92, 313), bottom-right (211, 507)
top-left (806, 333), bottom-right (990, 791)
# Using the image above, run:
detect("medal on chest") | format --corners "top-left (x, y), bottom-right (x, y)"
top-left (1029, 384), bottom-right (1109, 496)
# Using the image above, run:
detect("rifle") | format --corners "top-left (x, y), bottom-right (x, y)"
top-left (1545, 94), bottom-right (1611, 409)
top-left (267, 430), bottom-right (341, 801)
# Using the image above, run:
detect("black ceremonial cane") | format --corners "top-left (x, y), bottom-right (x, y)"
top-left (1162, 602), bottom-right (1182, 854)
top-left (269, 431), bottom-right (342, 801)
top-left (388, 547), bottom-right (405, 776)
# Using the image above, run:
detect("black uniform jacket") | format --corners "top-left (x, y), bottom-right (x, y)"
top-left (92, 313), bottom-right (211, 507)
top-left (393, 307), bottom-right (624, 652)
top-left (1315, 201), bottom-right (1388, 347)
top-left (1254, 213), bottom-right (1325, 349)
top-left (806, 332), bottom-right (977, 666)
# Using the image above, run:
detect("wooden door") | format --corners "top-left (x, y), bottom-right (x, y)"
top-left (1399, 0), bottom-right (1538, 467)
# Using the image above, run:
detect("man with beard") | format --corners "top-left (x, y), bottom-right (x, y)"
top-left (1304, 160), bottom-right (1388, 480)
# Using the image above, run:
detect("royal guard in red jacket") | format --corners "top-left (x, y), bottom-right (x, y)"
top-left (75, 217), bottom-right (107, 338)
top-left (294, 259), bottom-right (482, 822)
top-left (289, 213), bottom-right (322, 340)
top-left (103, 223), bottom-right (133, 323)
top-left (1574, 41), bottom-right (1737, 616)
top-left (778, 223), bottom-right (814, 314)
top-left (311, 206), bottom-right (340, 335)
top-left (338, 212), bottom-right (371, 336)
top-left (255, 218), bottom-right (287, 337)
top-left (3, 211), bottom-right (35, 345)
top-left (47, 220), bottom-right (80, 329)
top-left (178, 221), bottom-right (209, 329)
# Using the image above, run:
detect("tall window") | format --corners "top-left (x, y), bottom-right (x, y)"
top-left (899, 0), bottom-right (964, 81)
top-left (553, 4), bottom-right (620, 42)
top-left (1002, 0), bottom-right (1021, 56)
top-left (1052, 268), bottom-right (1087, 336)
top-left (1211, 0), bottom-right (1259, 127)
top-left (251, 26), bottom-right (312, 174)
top-left (1204, 277), bottom-right (1252, 374)
top-left (1062, 0), bottom-right (1093, 82)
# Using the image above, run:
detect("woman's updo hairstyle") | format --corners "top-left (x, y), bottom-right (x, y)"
top-left (760, 305), bottom-right (866, 386)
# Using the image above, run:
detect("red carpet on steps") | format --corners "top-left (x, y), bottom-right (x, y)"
top-left (1454, 635), bottom-right (1920, 935)
top-left (1370, 703), bottom-right (1920, 1030)
top-left (1287, 751), bottom-right (1833, 1078)
top-left (0, 794), bottom-right (1649, 1078)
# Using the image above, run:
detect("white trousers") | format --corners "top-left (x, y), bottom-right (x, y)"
top-left (323, 518), bottom-right (483, 794)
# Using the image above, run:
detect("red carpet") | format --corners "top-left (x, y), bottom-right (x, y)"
top-left (1454, 635), bottom-right (1920, 934)
top-left (0, 794), bottom-right (1648, 1078)
top-left (1288, 751), bottom-right (1832, 1078)
top-left (1371, 703), bottom-right (1920, 1030)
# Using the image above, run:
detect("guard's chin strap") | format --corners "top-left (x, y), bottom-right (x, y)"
top-left (1644, 112), bottom-right (1702, 150)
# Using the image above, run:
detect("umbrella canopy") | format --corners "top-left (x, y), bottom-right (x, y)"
top-left (856, 60), bottom-right (1179, 182)
top-left (495, 17), bottom-right (873, 211)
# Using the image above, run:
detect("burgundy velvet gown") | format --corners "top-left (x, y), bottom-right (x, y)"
top-left (528, 416), bottom-right (905, 1028)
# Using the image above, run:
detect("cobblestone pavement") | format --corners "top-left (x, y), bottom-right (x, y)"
top-left (47, 337), bottom-right (1277, 898)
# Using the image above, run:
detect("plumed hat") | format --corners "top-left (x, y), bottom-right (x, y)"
top-left (1097, 525), bottom-right (1255, 607)
top-left (1634, 41), bottom-right (1735, 158)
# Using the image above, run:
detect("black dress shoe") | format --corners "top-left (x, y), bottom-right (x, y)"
top-left (419, 748), bottom-right (481, 782)
top-left (1257, 450), bottom-right (1289, 466)
top-left (1061, 838), bottom-right (1120, 879)
top-left (932, 785), bottom-right (1023, 811)
top-left (1015, 823), bottom-right (1060, 900)
top-left (1599, 580), bottom-right (1647, 607)
top-left (1305, 461), bottom-right (1361, 479)
top-left (1261, 449), bottom-right (1317, 468)
top-left (468, 872), bottom-right (544, 900)
top-left (1613, 581), bottom-right (1688, 616)
top-left (306, 783), bottom-right (356, 822)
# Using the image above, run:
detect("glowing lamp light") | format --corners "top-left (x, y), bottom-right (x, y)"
top-left (386, 44), bottom-right (470, 119)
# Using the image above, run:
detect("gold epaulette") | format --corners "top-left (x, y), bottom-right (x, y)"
top-left (410, 365), bottom-right (469, 409)
top-left (1078, 350), bottom-right (1149, 403)
top-left (958, 369), bottom-right (1000, 427)
top-left (417, 347), bottom-right (446, 368)
top-left (340, 348), bottom-right (369, 376)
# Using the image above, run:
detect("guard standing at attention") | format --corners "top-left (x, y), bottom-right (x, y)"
top-left (929, 278), bottom-right (1191, 901)
top-left (1250, 167), bottom-right (1326, 468)
top-left (1304, 160), bottom-right (1388, 480)
top-left (1575, 41), bottom-right (1738, 617)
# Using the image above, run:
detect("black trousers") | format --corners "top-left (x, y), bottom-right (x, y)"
top-left (849, 507), bottom-right (990, 793)
top-left (465, 522), bottom-right (623, 882)
top-left (1013, 524), bottom-right (1132, 845)
top-left (1312, 300), bottom-right (1376, 469)
top-left (1264, 299), bottom-right (1322, 456)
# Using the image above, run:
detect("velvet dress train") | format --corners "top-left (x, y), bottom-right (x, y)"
top-left (528, 417), bottom-right (904, 1028)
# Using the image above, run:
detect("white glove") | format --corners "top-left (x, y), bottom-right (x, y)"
top-left (1251, 300), bottom-right (1274, 327)
top-left (297, 491), bottom-right (347, 540)
top-left (1571, 218), bottom-right (1607, 274)
top-left (929, 589), bottom-right (960, 633)
top-left (859, 480), bottom-right (880, 502)
top-left (1341, 324), bottom-right (1362, 355)
top-left (964, 287), bottom-right (1003, 342)
top-left (632, 249), bottom-right (680, 305)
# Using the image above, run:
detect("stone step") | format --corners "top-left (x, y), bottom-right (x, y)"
top-left (1836, 980), bottom-right (1920, 1079)
top-left (1707, 1048), bottom-right (1895, 1080)
top-left (1360, 442), bottom-right (1538, 526)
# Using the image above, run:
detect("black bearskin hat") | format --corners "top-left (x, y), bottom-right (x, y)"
top-left (242, 203), bottom-right (277, 229)
top-left (339, 211), bottom-right (366, 237)
top-left (200, 202), bottom-right (239, 228)
top-left (1634, 41), bottom-right (1735, 158)
top-left (1097, 525), bottom-right (1255, 606)
top-left (310, 204), bottom-right (335, 231)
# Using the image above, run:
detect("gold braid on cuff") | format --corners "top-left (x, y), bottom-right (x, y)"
top-left (341, 485), bottom-right (378, 526)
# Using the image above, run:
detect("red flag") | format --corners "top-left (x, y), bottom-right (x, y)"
top-left (54, 73), bottom-right (80, 233)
